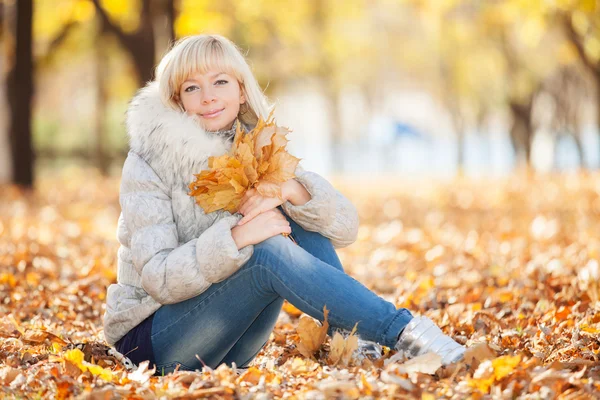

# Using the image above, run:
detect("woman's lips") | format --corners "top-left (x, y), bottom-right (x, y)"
top-left (201, 109), bottom-right (224, 118)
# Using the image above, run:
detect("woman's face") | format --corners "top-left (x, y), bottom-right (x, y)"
top-left (179, 69), bottom-right (246, 131)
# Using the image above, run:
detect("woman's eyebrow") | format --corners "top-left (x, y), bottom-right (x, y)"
top-left (183, 72), bottom-right (226, 84)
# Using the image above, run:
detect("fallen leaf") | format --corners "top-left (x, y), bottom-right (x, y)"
top-left (0, 366), bottom-right (20, 385)
top-left (396, 352), bottom-right (442, 375)
top-left (464, 342), bottom-right (497, 370)
top-left (296, 306), bottom-right (329, 359)
top-left (327, 323), bottom-right (359, 366)
top-left (128, 360), bottom-right (155, 384)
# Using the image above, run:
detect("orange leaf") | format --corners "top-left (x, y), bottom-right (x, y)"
top-left (296, 305), bottom-right (330, 359)
top-left (189, 110), bottom-right (300, 214)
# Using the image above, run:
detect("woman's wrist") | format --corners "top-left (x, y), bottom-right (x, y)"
top-left (282, 179), bottom-right (296, 202)
top-left (231, 226), bottom-right (247, 250)
top-left (283, 179), bottom-right (311, 206)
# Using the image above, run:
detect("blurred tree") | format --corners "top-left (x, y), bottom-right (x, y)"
top-left (401, 0), bottom-right (506, 171)
top-left (6, 0), bottom-right (34, 187)
top-left (3, 0), bottom-right (85, 186)
top-left (91, 0), bottom-right (155, 85)
top-left (85, 0), bottom-right (176, 174)
top-left (155, 0), bottom-right (176, 51)
top-left (542, 66), bottom-right (590, 168)
top-left (501, 31), bottom-right (543, 167)
top-left (94, 13), bottom-right (109, 176)
top-left (0, 1), bottom-right (10, 183)
top-left (558, 1), bottom-right (600, 159)
top-left (438, 3), bottom-right (504, 173)
top-left (91, 0), bottom-right (177, 86)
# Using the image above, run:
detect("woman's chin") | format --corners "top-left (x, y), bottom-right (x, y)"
top-left (190, 116), bottom-right (230, 132)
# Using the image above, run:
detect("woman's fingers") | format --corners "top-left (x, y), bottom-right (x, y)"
top-left (238, 198), bottom-right (287, 226)
top-left (239, 196), bottom-right (256, 217)
top-left (238, 203), bottom-right (264, 225)
top-left (238, 188), bottom-right (257, 213)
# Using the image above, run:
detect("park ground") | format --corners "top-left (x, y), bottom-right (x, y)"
top-left (0, 169), bottom-right (599, 399)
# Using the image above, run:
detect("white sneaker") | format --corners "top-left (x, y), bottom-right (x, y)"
top-left (394, 316), bottom-right (465, 365)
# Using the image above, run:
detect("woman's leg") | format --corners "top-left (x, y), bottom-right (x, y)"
top-left (152, 221), bottom-right (412, 374)
top-left (216, 297), bottom-right (283, 368)
top-left (239, 234), bottom-right (412, 348)
top-left (217, 210), bottom-right (344, 367)
top-left (151, 263), bottom-right (283, 375)
top-left (278, 205), bottom-right (344, 272)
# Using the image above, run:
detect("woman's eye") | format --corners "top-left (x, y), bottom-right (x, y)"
top-left (184, 85), bottom-right (198, 93)
top-left (216, 80), bottom-right (228, 85)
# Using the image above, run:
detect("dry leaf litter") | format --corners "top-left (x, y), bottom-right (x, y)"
top-left (0, 170), bottom-right (599, 398)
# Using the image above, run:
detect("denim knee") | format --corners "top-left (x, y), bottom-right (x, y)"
top-left (246, 234), bottom-right (302, 272)
top-left (252, 235), bottom-right (290, 257)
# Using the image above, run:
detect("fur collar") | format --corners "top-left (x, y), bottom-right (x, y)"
top-left (125, 81), bottom-right (240, 185)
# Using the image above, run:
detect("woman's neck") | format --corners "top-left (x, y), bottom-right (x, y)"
top-left (206, 118), bottom-right (238, 141)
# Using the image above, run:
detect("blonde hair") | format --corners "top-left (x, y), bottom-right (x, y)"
top-left (155, 34), bottom-right (272, 127)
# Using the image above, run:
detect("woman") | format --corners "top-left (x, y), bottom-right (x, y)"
top-left (103, 34), bottom-right (465, 375)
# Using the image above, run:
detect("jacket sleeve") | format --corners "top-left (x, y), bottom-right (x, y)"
top-left (280, 164), bottom-right (359, 248)
top-left (120, 153), bottom-right (254, 305)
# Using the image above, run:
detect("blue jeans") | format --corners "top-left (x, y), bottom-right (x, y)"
top-left (150, 207), bottom-right (413, 374)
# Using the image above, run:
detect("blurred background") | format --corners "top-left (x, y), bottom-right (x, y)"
top-left (0, 0), bottom-right (599, 186)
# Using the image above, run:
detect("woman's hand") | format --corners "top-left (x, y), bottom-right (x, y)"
top-left (237, 184), bottom-right (288, 225)
top-left (231, 209), bottom-right (291, 249)
top-left (237, 179), bottom-right (311, 226)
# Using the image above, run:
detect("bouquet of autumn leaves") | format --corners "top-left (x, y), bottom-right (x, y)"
top-left (188, 112), bottom-right (301, 219)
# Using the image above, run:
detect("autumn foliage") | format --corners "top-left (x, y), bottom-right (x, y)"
top-left (188, 113), bottom-right (301, 214)
top-left (1, 171), bottom-right (600, 398)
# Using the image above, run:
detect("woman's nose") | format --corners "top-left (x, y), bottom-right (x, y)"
top-left (201, 86), bottom-right (216, 104)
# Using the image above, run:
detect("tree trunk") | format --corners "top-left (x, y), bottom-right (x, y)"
top-left (164, 0), bottom-right (175, 44)
top-left (562, 14), bottom-right (600, 168)
top-left (597, 79), bottom-right (600, 166)
top-left (92, 0), bottom-right (156, 87)
top-left (509, 101), bottom-right (533, 168)
top-left (7, 0), bottom-right (34, 187)
top-left (130, 33), bottom-right (155, 86)
top-left (0, 1), bottom-right (11, 183)
top-left (152, 0), bottom-right (176, 72)
top-left (94, 21), bottom-right (109, 176)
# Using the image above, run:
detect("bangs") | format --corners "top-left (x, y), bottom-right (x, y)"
top-left (171, 39), bottom-right (242, 90)
top-left (156, 34), bottom-right (271, 120)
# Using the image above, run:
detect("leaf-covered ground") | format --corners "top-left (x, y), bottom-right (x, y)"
top-left (1, 169), bottom-right (599, 399)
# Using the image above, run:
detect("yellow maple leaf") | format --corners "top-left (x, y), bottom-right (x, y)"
top-left (296, 305), bottom-right (330, 359)
top-left (63, 348), bottom-right (115, 382)
top-left (468, 354), bottom-right (522, 393)
top-left (189, 111), bottom-right (301, 214)
top-left (64, 348), bottom-right (85, 369)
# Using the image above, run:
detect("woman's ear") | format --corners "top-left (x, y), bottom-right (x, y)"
top-left (173, 93), bottom-right (185, 111)
top-left (239, 82), bottom-right (247, 104)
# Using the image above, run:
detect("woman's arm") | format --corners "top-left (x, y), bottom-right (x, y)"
top-left (280, 164), bottom-right (359, 248)
top-left (120, 152), bottom-right (254, 305)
